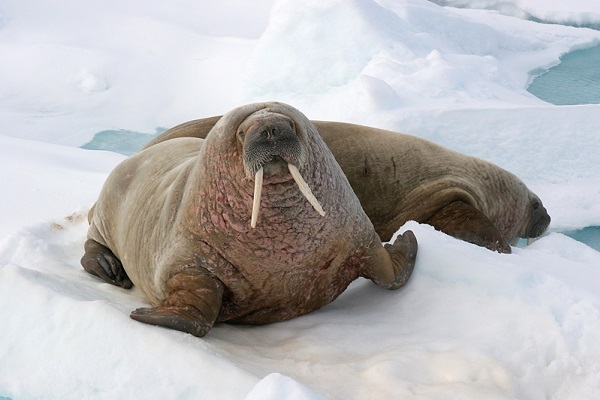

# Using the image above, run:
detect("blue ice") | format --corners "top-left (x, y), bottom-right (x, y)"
top-left (80, 128), bottom-right (165, 156)
top-left (561, 226), bottom-right (600, 252)
top-left (528, 45), bottom-right (600, 105)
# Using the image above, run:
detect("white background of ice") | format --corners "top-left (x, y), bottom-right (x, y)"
top-left (1, 1), bottom-right (600, 399)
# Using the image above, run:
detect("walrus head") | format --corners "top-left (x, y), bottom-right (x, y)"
top-left (473, 162), bottom-right (551, 246)
top-left (238, 110), bottom-right (306, 179)
top-left (523, 194), bottom-right (551, 239)
top-left (238, 110), bottom-right (326, 228)
top-left (502, 190), bottom-right (550, 246)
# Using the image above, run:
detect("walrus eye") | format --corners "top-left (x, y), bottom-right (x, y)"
top-left (237, 130), bottom-right (245, 139)
top-left (532, 201), bottom-right (540, 211)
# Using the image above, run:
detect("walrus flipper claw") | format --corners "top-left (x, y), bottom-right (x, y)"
top-left (131, 270), bottom-right (224, 337)
top-left (80, 239), bottom-right (132, 289)
top-left (428, 201), bottom-right (511, 254)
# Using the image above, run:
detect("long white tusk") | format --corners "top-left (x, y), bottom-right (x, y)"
top-left (288, 164), bottom-right (326, 216)
top-left (251, 167), bottom-right (263, 228)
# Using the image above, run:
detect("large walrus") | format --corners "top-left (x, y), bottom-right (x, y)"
top-left (81, 102), bottom-right (418, 337)
top-left (143, 116), bottom-right (551, 254)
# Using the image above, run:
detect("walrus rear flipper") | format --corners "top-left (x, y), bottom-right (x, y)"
top-left (81, 239), bottom-right (133, 288)
top-left (427, 201), bottom-right (511, 254)
top-left (130, 270), bottom-right (224, 337)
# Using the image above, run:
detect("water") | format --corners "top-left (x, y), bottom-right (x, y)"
top-left (561, 226), bottom-right (600, 252)
top-left (527, 45), bottom-right (600, 105)
top-left (81, 128), bottom-right (165, 156)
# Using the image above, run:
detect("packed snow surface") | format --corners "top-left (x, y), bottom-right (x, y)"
top-left (1, 0), bottom-right (600, 399)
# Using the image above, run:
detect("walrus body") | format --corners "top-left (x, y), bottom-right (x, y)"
top-left (143, 117), bottom-right (550, 254)
top-left (82, 102), bottom-right (418, 337)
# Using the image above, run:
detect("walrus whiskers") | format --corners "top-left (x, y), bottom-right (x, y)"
top-left (251, 167), bottom-right (263, 228)
top-left (250, 164), bottom-right (326, 228)
top-left (82, 101), bottom-right (419, 337)
top-left (288, 164), bottom-right (326, 217)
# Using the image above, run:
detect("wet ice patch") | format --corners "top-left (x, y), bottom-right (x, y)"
top-left (561, 226), bottom-right (600, 252)
top-left (528, 45), bottom-right (600, 105)
top-left (81, 128), bottom-right (165, 156)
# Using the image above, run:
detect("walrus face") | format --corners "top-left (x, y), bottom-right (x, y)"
top-left (237, 111), bottom-right (325, 228)
top-left (239, 113), bottom-right (305, 179)
top-left (523, 195), bottom-right (551, 238)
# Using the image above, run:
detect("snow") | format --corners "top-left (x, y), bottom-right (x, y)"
top-left (1, 0), bottom-right (600, 399)
top-left (430, 0), bottom-right (600, 29)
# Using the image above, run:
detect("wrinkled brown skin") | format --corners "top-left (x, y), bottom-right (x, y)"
top-left (143, 117), bottom-right (551, 254)
top-left (81, 102), bottom-right (418, 337)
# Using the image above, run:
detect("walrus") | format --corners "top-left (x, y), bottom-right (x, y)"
top-left (143, 116), bottom-right (550, 254)
top-left (81, 102), bottom-right (418, 337)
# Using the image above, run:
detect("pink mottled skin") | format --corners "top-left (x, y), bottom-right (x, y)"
top-left (143, 116), bottom-right (551, 254)
top-left (81, 102), bottom-right (417, 337)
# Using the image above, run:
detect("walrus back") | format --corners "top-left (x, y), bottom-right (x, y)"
top-left (140, 115), bottom-right (547, 245)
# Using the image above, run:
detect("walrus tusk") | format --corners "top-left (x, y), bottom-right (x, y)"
top-left (288, 164), bottom-right (326, 217)
top-left (250, 164), bottom-right (326, 228)
top-left (251, 167), bottom-right (263, 228)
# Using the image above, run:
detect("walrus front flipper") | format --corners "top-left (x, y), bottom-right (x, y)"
top-left (428, 201), bottom-right (511, 254)
top-left (81, 239), bottom-right (133, 288)
top-left (130, 270), bottom-right (223, 337)
top-left (363, 230), bottom-right (418, 290)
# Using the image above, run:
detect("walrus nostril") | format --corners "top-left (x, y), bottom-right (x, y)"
top-left (262, 127), bottom-right (281, 139)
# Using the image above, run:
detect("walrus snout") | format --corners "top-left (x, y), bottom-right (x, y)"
top-left (241, 118), bottom-right (305, 178)
top-left (240, 115), bottom-right (325, 228)
top-left (524, 199), bottom-right (551, 238)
